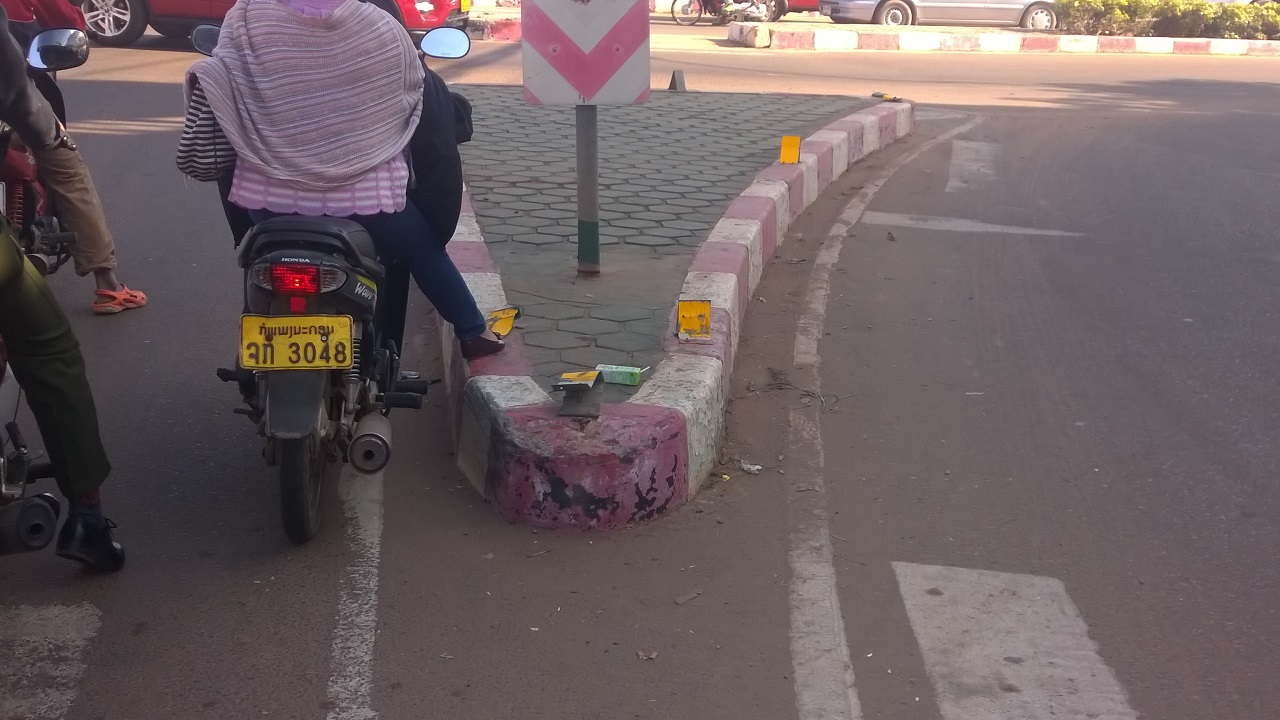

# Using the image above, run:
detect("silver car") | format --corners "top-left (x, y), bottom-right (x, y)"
top-left (818, 0), bottom-right (1057, 29)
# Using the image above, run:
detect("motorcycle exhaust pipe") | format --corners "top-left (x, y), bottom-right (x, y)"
top-left (349, 413), bottom-right (392, 475)
top-left (0, 493), bottom-right (61, 556)
top-left (26, 253), bottom-right (54, 276)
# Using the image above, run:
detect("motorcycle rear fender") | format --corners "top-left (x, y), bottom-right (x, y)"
top-left (263, 371), bottom-right (327, 440)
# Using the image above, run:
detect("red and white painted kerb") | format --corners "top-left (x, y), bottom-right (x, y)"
top-left (437, 100), bottom-right (914, 530)
top-left (728, 23), bottom-right (1280, 54)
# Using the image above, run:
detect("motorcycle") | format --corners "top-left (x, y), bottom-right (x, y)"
top-left (0, 29), bottom-right (87, 277)
top-left (0, 29), bottom-right (92, 559)
top-left (191, 24), bottom-right (471, 544)
top-left (671, 0), bottom-right (777, 26)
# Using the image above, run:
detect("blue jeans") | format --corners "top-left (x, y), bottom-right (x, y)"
top-left (248, 203), bottom-right (487, 343)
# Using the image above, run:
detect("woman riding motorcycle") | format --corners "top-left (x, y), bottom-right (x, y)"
top-left (176, 0), bottom-right (503, 360)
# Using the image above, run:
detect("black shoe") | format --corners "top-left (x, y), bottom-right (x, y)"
top-left (56, 517), bottom-right (126, 572)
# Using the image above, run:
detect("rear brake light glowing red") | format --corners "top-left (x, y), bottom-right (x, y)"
top-left (270, 264), bottom-right (320, 294)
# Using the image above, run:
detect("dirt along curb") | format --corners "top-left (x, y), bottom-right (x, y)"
top-left (433, 99), bottom-right (915, 530)
top-left (727, 22), bottom-right (1280, 54)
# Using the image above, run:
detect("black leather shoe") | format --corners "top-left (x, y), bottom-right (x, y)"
top-left (460, 334), bottom-right (505, 361)
top-left (56, 517), bottom-right (125, 572)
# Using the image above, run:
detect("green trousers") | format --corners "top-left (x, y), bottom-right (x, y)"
top-left (0, 225), bottom-right (110, 498)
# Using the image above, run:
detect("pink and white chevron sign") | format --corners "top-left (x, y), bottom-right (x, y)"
top-left (521, 0), bottom-right (651, 106)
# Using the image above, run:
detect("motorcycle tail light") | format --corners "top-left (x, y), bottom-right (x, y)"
top-left (251, 263), bottom-right (346, 294)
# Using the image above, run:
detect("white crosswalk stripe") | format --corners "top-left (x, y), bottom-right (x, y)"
top-left (945, 140), bottom-right (997, 192)
top-left (893, 562), bottom-right (1138, 720)
top-left (0, 603), bottom-right (101, 720)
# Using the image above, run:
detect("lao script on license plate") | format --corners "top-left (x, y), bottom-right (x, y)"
top-left (240, 315), bottom-right (354, 370)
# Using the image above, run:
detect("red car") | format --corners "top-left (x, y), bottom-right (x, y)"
top-left (80, 0), bottom-right (470, 47)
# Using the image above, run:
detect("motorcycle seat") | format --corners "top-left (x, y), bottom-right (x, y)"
top-left (238, 216), bottom-right (381, 276)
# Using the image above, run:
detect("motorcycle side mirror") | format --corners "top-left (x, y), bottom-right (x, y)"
top-left (419, 27), bottom-right (470, 59)
top-left (26, 29), bottom-right (89, 71)
top-left (191, 24), bottom-right (221, 56)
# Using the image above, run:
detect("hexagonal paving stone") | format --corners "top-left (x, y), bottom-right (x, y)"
top-left (613, 218), bottom-right (655, 229)
top-left (560, 346), bottom-right (632, 369)
top-left (595, 332), bottom-right (661, 353)
top-left (523, 304), bottom-right (587, 321)
top-left (510, 217), bottom-right (557, 229)
top-left (590, 305), bottom-right (652, 322)
top-left (634, 211), bottom-right (678, 222)
top-left (511, 233), bottom-right (562, 246)
top-left (626, 235), bottom-right (681, 248)
top-left (524, 330), bottom-right (591, 350)
top-left (533, 360), bottom-right (576, 380)
top-left (624, 318), bottom-right (669, 337)
top-left (482, 224), bottom-right (531, 237)
top-left (558, 317), bottom-right (621, 335)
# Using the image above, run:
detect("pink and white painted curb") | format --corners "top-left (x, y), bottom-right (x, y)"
top-left (437, 100), bottom-right (914, 530)
top-left (728, 23), bottom-right (1280, 54)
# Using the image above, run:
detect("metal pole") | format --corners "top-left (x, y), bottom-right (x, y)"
top-left (576, 104), bottom-right (600, 275)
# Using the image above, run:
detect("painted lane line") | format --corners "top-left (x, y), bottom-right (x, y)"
top-left (787, 115), bottom-right (984, 720)
top-left (945, 140), bottom-right (997, 192)
top-left (861, 211), bottom-right (1082, 237)
top-left (0, 603), bottom-right (102, 720)
top-left (894, 562), bottom-right (1138, 720)
top-left (325, 471), bottom-right (385, 720)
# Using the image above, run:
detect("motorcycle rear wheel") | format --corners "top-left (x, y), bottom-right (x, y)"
top-left (278, 434), bottom-right (325, 544)
top-left (671, 0), bottom-right (705, 26)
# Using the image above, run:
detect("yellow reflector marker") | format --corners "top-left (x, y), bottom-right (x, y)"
top-left (487, 306), bottom-right (520, 336)
top-left (677, 299), bottom-right (712, 340)
top-left (559, 370), bottom-right (600, 385)
top-left (780, 135), bottom-right (802, 165)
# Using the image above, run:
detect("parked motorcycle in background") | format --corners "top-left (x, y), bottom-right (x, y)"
top-left (0, 29), bottom-right (92, 560)
top-left (0, 29), bottom-right (88, 277)
top-left (192, 25), bottom-right (472, 544)
top-left (671, 0), bottom-right (777, 25)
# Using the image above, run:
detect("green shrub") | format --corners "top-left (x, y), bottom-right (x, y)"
top-left (1055, 0), bottom-right (1280, 39)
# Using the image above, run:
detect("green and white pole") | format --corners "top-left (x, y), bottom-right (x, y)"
top-left (576, 104), bottom-right (600, 275)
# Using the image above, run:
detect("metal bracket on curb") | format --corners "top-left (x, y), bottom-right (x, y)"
top-left (553, 371), bottom-right (603, 418)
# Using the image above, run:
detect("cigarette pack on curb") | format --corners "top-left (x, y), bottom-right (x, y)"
top-left (595, 364), bottom-right (649, 386)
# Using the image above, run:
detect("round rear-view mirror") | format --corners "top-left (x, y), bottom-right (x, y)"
top-left (191, 24), bottom-right (221, 56)
top-left (27, 29), bottom-right (89, 71)
top-left (419, 27), bottom-right (470, 60)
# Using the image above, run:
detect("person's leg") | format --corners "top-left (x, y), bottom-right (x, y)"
top-left (359, 206), bottom-right (489, 340)
top-left (30, 140), bottom-right (146, 312)
top-left (0, 228), bottom-right (123, 570)
top-left (0, 232), bottom-right (110, 500)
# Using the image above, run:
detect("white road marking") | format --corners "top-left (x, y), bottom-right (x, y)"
top-left (325, 471), bottom-right (385, 720)
top-left (893, 563), bottom-right (1138, 720)
top-left (861, 211), bottom-right (1082, 237)
top-left (0, 603), bottom-right (102, 720)
top-left (945, 140), bottom-right (997, 192)
top-left (786, 115), bottom-right (984, 720)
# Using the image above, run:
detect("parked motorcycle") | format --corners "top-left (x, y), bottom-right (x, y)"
top-left (0, 29), bottom-right (92, 559)
top-left (192, 25), bottom-right (471, 544)
top-left (0, 29), bottom-right (88, 277)
top-left (671, 0), bottom-right (777, 26)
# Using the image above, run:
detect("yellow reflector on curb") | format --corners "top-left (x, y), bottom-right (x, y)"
top-left (780, 135), bottom-right (801, 165)
top-left (677, 299), bottom-right (712, 340)
top-left (487, 306), bottom-right (520, 336)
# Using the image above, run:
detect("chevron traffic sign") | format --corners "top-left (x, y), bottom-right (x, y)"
top-left (522, 0), bottom-right (651, 106)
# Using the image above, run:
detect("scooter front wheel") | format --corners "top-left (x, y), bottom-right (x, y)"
top-left (671, 0), bottom-right (705, 26)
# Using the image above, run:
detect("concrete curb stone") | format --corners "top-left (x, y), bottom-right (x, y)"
top-left (435, 101), bottom-right (914, 530)
top-left (725, 22), bottom-right (1280, 54)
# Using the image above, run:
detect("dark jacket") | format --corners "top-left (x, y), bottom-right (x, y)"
top-left (0, 4), bottom-right (60, 151)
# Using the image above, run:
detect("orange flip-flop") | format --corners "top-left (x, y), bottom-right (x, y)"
top-left (93, 286), bottom-right (148, 315)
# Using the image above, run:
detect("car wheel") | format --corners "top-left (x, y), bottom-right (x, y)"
top-left (873, 0), bottom-right (911, 26)
top-left (769, 0), bottom-right (787, 21)
top-left (82, 0), bottom-right (149, 47)
top-left (1020, 2), bottom-right (1055, 30)
top-left (149, 22), bottom-right (192, 39)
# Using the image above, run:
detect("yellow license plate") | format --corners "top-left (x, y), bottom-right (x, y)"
top-left (240, 315), bottom-right (354, 371)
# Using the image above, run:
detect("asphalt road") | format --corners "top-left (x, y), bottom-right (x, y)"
top-left (1, 27), bottom-right (1277, 720)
